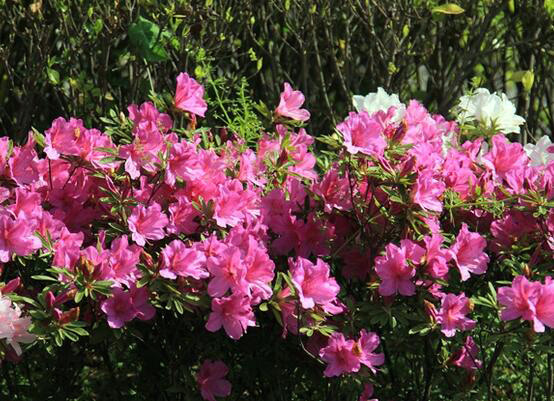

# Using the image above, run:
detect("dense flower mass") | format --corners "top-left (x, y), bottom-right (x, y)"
top-left (0, 76), bottom-right (552, 400)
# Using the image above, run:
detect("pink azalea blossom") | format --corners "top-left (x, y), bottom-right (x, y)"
top-left (0, 294), bottom-right (36, 355)
top-left (165, 141), bottom-right (198, 186)
top-left (100, 288), bottom-right (136, 328)
top-left (43, 117), bottom-right (84, 160)
top-left (8, 137), bottom-right (42, 186)
top-left (359, 383), bottom-right (379, 401)
top-left (289, 257), bottom-right (340, 311)
top-left (275, 82), bottom-right (310, 122)
top-left (449, 223), bottom-right (489, 281)
top-left (105, 236), bottom-right (142, 286)
top-left (0, 137), bottom-right (10, 172)
top-left (312, 166), bottom-right (352, 212)
top-left (497, 275), bottom-right (542, 331)
top-left (128, 102), bottom-right (172, 134)
top-left (450, 336), bottom-right (482, 371)
top-left (483, 134), bottom-right (528, 179)
top-left (243, 237), bottom-right (275, 304)
top-left (197, 360), bottom-right (232, 401)
top-left (213, 180), bottom-right (260, 228)
top-left (319, 330), bottom-right (384, 377)
top-left (319, 332), bottom-right (360, 377)
top-left (160, 240), bottom-right (208, 280)
top-left (205, 294), bottom-right (256, 340)
top-left (167, 196), bottom-right (200, 235)
top-left (52, 228), bottom-right (84, 269)
top-left (0, 215), bottom-right (41, 263)
top-left (374, 243), bottom-right (416, 296)
top-left (207, 246), bottom-right (248, 297)
top-left (175, 72), bottom-right (208, 117)
top-left (423, 234), bottom-right (451, 279)
top-left (411, 170), bottom-right (445, 212)
top-left (127, 203), bottom-right (168, 246)
top-left (10, 188), bottom-right (42, 220)
top-left (536, 277), bottom-right (554, 331)
top-left (100, 285), bottom-right (155, 329)
top-left (337, 111), bottom-right (387, 157)
top-left (436, 293), bottom-right (476, 337)
top-left (357, 330), bottom-right (385, 374)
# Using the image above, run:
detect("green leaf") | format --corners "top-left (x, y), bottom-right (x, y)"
top-left (47, 68), bottom-right (60, 85)
top-left (128, 16), bottom-right (170, 62)
top-left (74, 290), bottom-right (84, 304)
top-left (432, 3), bottom-right (465, 14)
top-left (521, 70), bottom-right (534, 91)
top-left (31, 275), bottom-right (58, 282)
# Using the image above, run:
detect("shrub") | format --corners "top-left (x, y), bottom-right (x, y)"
top-left (0, 72), bottom-right (553, 400)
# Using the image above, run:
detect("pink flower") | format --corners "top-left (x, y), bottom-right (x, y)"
top-left (243, 237), bottom-right (275, 304)
top-left (312, 167), bottom-right (352, 212)
top-left (160, 240), bottom-right (208, 280)
top-left (319, 332), bottom-right (360, 377)
top-left (483, 135), bottom-right (528, 179)
top-left (411, 170), bottom-right (445, 212)
top-left (165, 141), bottom-right (198, 186)
top-left (450, 336), bottom-right (482, 371)
top-left (127, 203), bottom-right (168, 246)
top-left (129, 285), bottom-right (156, 322)
top-left (337, 112), bottom-right (387, 157)
top-left (289, 257), bottom-right (340, 311)
top-left (128, 102), bottom-right (172, 134)
top-left (44, 117), bottom-right (84, 160)
top-left (436, 293), bottom-right (476, 337)
top-left (359, 383), bottom-right (379, 401)
top-left (497, 275), bottom-right (542, 330)
top-left (213, 180), bottom-right (260, 228)
top-left (0, 294), bottom-right (36, 355)
top-left (0, 215), bottom-right (42, 263)
top-left (423, 234), bottom-right (451, 279)
top-left (536, 277), bottom-right (554, 331)
top-left (205, 294), bottom-right (256, 340)
top-left (167, 196), bottom-right (200, 236)
top-left (357, 330), bottom-right (385, 374)
top-left (100, 288), bottom-right (136, 328)
top-left (8, 138), bottom-right (42, 186)
top-left (52, 228), bottom-right (84, 269)
top-left (449, 223), bottom-right (489, 281)
top-left (197, 360), bottom-right (232, 401)
top-left (175, 72), bottom-right (207, 117)
top-left (207, 246), bottom-right (248, 297)
top-left (275, 82), bottom-right (310, 122)
top-left (319, 330), bottom-right (384, 377)
top-left (100, 285), bottom-right (155, 329)
top-left (375, 243), bottom-right (417, 296)
top-left (105, 236), bottom-right (142, 286)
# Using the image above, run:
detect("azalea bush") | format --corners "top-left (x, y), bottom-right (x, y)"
top-left (0, 72), bottom-right (553, 401)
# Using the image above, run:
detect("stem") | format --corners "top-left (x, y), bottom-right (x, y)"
top-left (485, 341), bottom-right (504, 400)
top-left (527, 360), bottom-right (535, 401)
top-left (546, 354), bottom-right (554, 401)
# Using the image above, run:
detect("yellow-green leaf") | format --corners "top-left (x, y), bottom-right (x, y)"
top-left (432, 3), bottom-right (465, 14)
top-left (522, 70), bottom-right (534, 91)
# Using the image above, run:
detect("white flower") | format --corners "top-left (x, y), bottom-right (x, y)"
top-left (0, 295), bottom-right (36, 355)
top-left (456, 88), bottom-right (525, 134)
top-left (524, 136), bottom-right (554, 167)
top-left (352, 87), bottom-right (406, 123)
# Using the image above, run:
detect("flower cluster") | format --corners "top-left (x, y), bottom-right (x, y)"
top-left (0, 75), bottom-right (553, 400)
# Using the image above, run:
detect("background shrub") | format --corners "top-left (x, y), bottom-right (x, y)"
top-left (1, 0), bottom-right (553, 143)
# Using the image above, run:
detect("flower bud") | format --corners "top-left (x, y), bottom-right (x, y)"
top-left (1, 277), bottom-right (21, 294)
top-left (45, 291), bottom-right (56, 310)
top-left (59, 307), bottom-right (80, 325)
